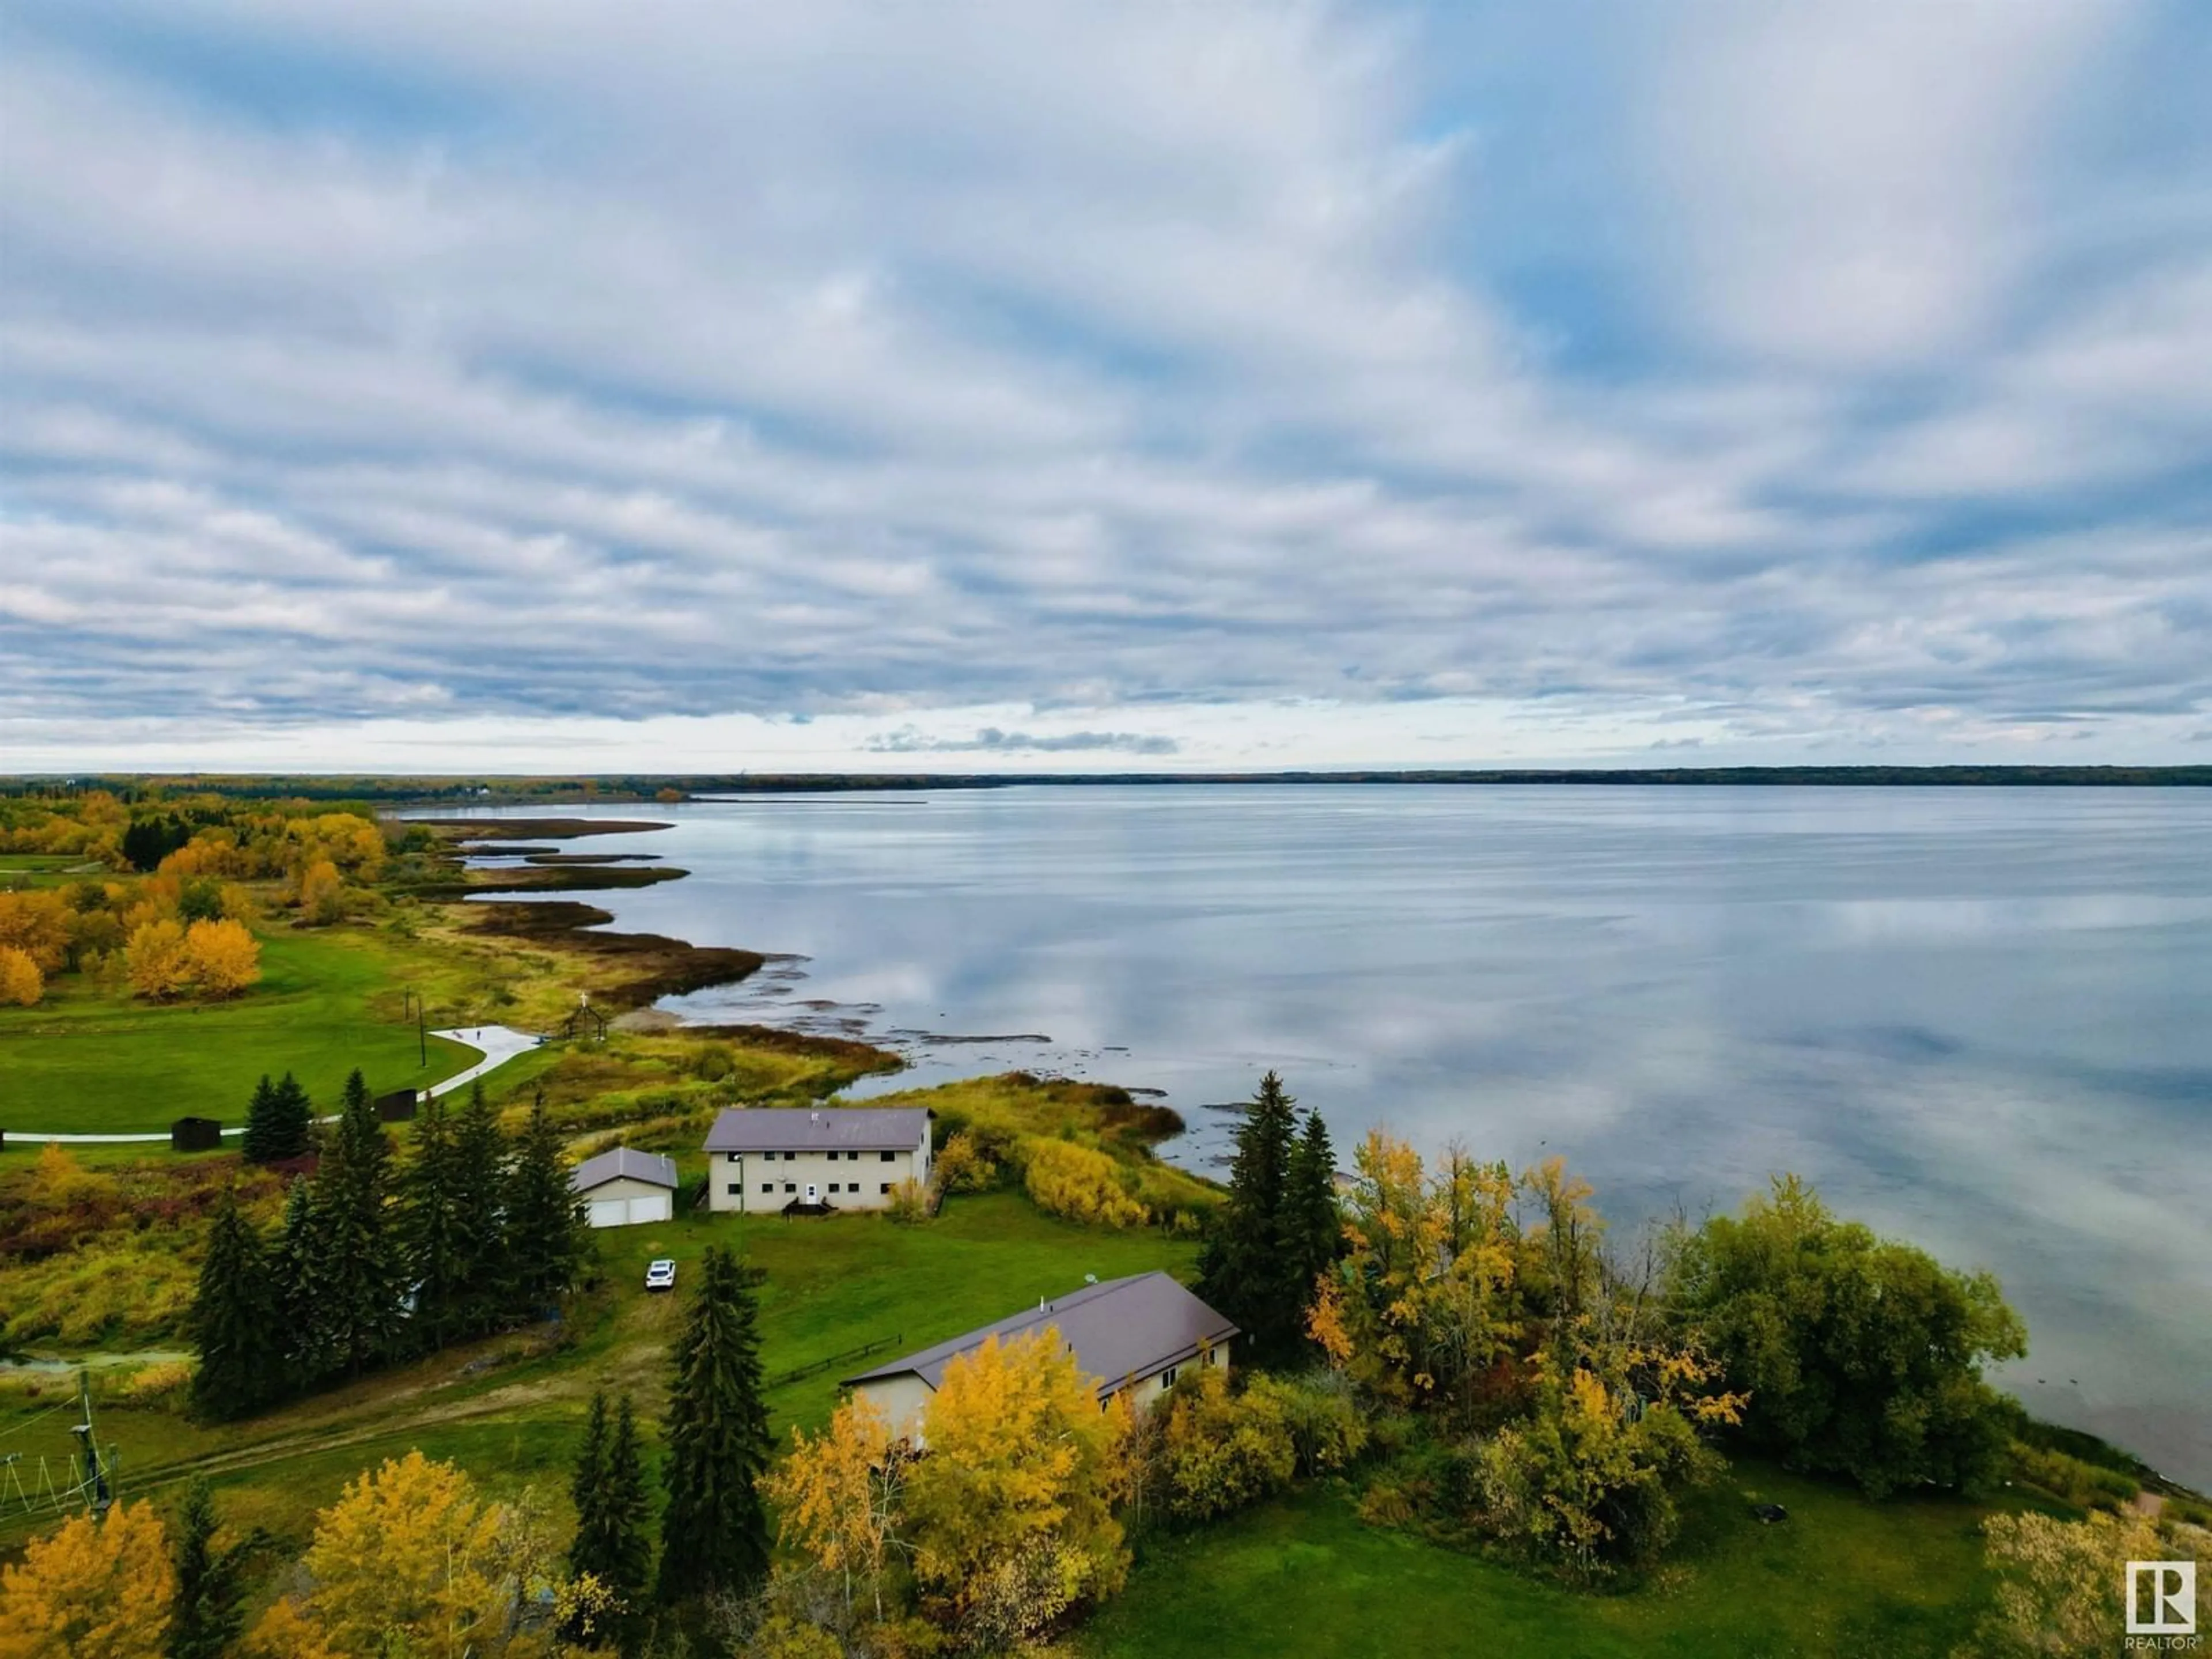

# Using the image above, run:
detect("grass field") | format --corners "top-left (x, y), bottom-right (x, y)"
top-left (0, 927), bottom-right (476, 1134)
top-left (1081, 1474), bottom-right (2005, 1659)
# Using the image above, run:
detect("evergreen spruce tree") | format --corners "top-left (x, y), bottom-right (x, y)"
top-left (568, 1390), bottom-right (653, 1647)
top-left (506, 1093), bottom-right (587, 1310)
top-left (240, 1075), bottom-right (281, 1165)
top-left (451, 1081), bottom-right (513, 1328)
top-left (656, 1247), bottom-right (772, 1606)
top-left (569, 1389), bottom-right (608, 1569)
top-left (1285, 1109), bottom-right (1343, 1329)
top-left (187, 1192), bottom-right (284, 1421)
top-left (400, 1094), bottom-right (469, 1351)
top-left (273, 1178), bottom-right (336, 1388)
top-left (601, 1395), bottom-right (653, 1611)
top-left (168, 1477), bottom-right (245, 1659)
top-left (315, 1068), bottom-right (406, 1374)
top-left (271, 1071), bottom-right (315, 1160)
top-left (1196, 1070), bottom-right (1303, 1361)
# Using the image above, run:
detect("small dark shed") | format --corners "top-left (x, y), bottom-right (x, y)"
top-left (375, 1088), bottom-right (419, 1123)
top-left (171, 1117), bottom-right (223, 1153)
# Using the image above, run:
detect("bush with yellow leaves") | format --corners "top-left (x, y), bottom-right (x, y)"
top-left (1020, 1137), bottom-right (1146, 1229)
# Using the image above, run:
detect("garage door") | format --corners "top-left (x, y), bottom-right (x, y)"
top-left (587, 1193), bottom-right (673, 1228)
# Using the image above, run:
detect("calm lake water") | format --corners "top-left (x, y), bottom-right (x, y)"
top-left (458, 786), bottom-right (2212, 1487)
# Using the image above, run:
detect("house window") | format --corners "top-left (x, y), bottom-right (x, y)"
top-left (783, 1181), bottom-right (796, 1193)
top-left (880, 1150), bottom-right (896, 1161)
top-left (760, 1183), bottom-right (774, 1194)
top-left (726, 1183), bottom-right (740, 1195)
top-left (1160, 1366), bottom-right (1179, 1388)
top-left (726, 1152), bottom-right (739, 1164)
top-left (880, 1182), bottom-right (892, 1195)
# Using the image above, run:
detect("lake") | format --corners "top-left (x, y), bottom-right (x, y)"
top-left (454, 785), bottom-right (2212, 1487)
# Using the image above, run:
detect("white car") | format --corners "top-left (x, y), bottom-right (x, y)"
top-left (644, 1259), bottom-right (677, 1293)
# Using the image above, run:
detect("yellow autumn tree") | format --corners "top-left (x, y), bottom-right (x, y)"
top-left (0, 943), bottom-right (42, 1006)
top-left (296, 859), bottom-right (346, 926)
top-left (1153, 1364), bottom-right (1296, 1521)
top-left (255, 1450), bottom-right (547, 1659)
top-left (902, 1330), bottom-right (1130, 1645)
top-left (0, 1500), bottom-right (176, 1659)
top-left (764, 1394), bottom-right (913, 1626)
top-left (182, 918), bottom-right (261, 998)
top-left (0, 889), bottom-right (71, 972)
top-left (124, 918), bottom-right (192, 1000)
top-left (1326, 1131), bottom-right (1521, 1410)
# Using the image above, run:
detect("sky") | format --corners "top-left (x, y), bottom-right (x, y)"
top-left (2, 1), bottom-right (2209, 774)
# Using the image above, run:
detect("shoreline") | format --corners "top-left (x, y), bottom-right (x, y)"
top-left (408, 817), bottom-right (772, 1013)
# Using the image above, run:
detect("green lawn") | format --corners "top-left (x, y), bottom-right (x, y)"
top-left (1081, 1475), bottom-right (2002, 1659)
top-left (0, 929), bottom-right (476, 1134)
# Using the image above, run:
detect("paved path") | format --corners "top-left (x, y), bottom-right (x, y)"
top-left (4, 1025), bottom-right (545, 1145)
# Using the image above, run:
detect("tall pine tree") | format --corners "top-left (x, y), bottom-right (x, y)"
top-left (240, 1075), bottom-right (281, 1165)
top-left (1196, 1070), bottom-right (1304, 1361)
top-left (274, 1177), bottom-right (336, 1388)
top-left (570, 1391), bottom-right (653, 1648)
top-left (400, 1094), bottom-right (471, 1351)
top-left (168, 1477), bottom-right (245, 1659)
top-left (450, 1081), bottom-right (513, 1328)
top-left (315, 1068), bottom-right (406, 1374)
top-left (272, 1071), bottom-right (315, 1159)
top-left (243, 1073), bottom-right (314, 1165)
top-left (1285, 1108), bottom-right (1343, 1324)
top-left (656, 1246), bottom-right (772, 1607)
top-left (188, 1192), bottom-right (285, 1421)
top-left (506, 1092), bottom-right (587, 1310)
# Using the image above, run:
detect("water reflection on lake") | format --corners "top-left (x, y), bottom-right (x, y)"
top-left (457, 786), bottom-right (2212, 1487)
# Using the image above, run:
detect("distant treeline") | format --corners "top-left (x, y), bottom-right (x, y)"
top-left (3, 764), bottom-right (2209, 802)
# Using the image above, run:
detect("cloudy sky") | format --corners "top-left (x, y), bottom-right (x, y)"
top-left (3, 1), bottom-right (2209, 772)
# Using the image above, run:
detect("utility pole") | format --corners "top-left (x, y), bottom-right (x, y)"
top-left (70, 1369), bottom-right (112, 1516)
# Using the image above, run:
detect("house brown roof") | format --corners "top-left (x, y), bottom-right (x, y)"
top-left (703, 1106), bottom-right (929, 1154)
top-left (843, 1271), bottom-right (1236, 1398)
top-left (570, 1147), bottom-right (680, 1192)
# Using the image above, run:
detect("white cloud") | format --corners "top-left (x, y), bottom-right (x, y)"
top-left (0, 1), bottom-right (2207, 767)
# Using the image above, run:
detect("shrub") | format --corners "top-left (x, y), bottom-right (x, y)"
top-left (1154, 1364), bottom-right (1296, 1523)
top-left (124, 1360), bottom-right (194, 1402)
top-left (1244, 1371), bottom-right (1369, 1478)
top-left (886, 1179), bottom-right (932, 1224)
top-left (1475, 1370), bottom-right (1723, 1578)
top-left (934, 1130), bottom-right (1001, 1194)
top-left (1021, 1137), bottom-right (1146, 1229)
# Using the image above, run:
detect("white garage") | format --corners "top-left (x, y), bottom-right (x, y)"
top-left (570, 1147), bottom-right (681, 1229)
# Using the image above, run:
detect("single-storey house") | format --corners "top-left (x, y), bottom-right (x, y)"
top-left (703, 1105), bottom-right (932, 1214)
top-left (570, 1147), bottom-right (680, 1229)
top-left (843, 1271), bottom-right (1237, 1442)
